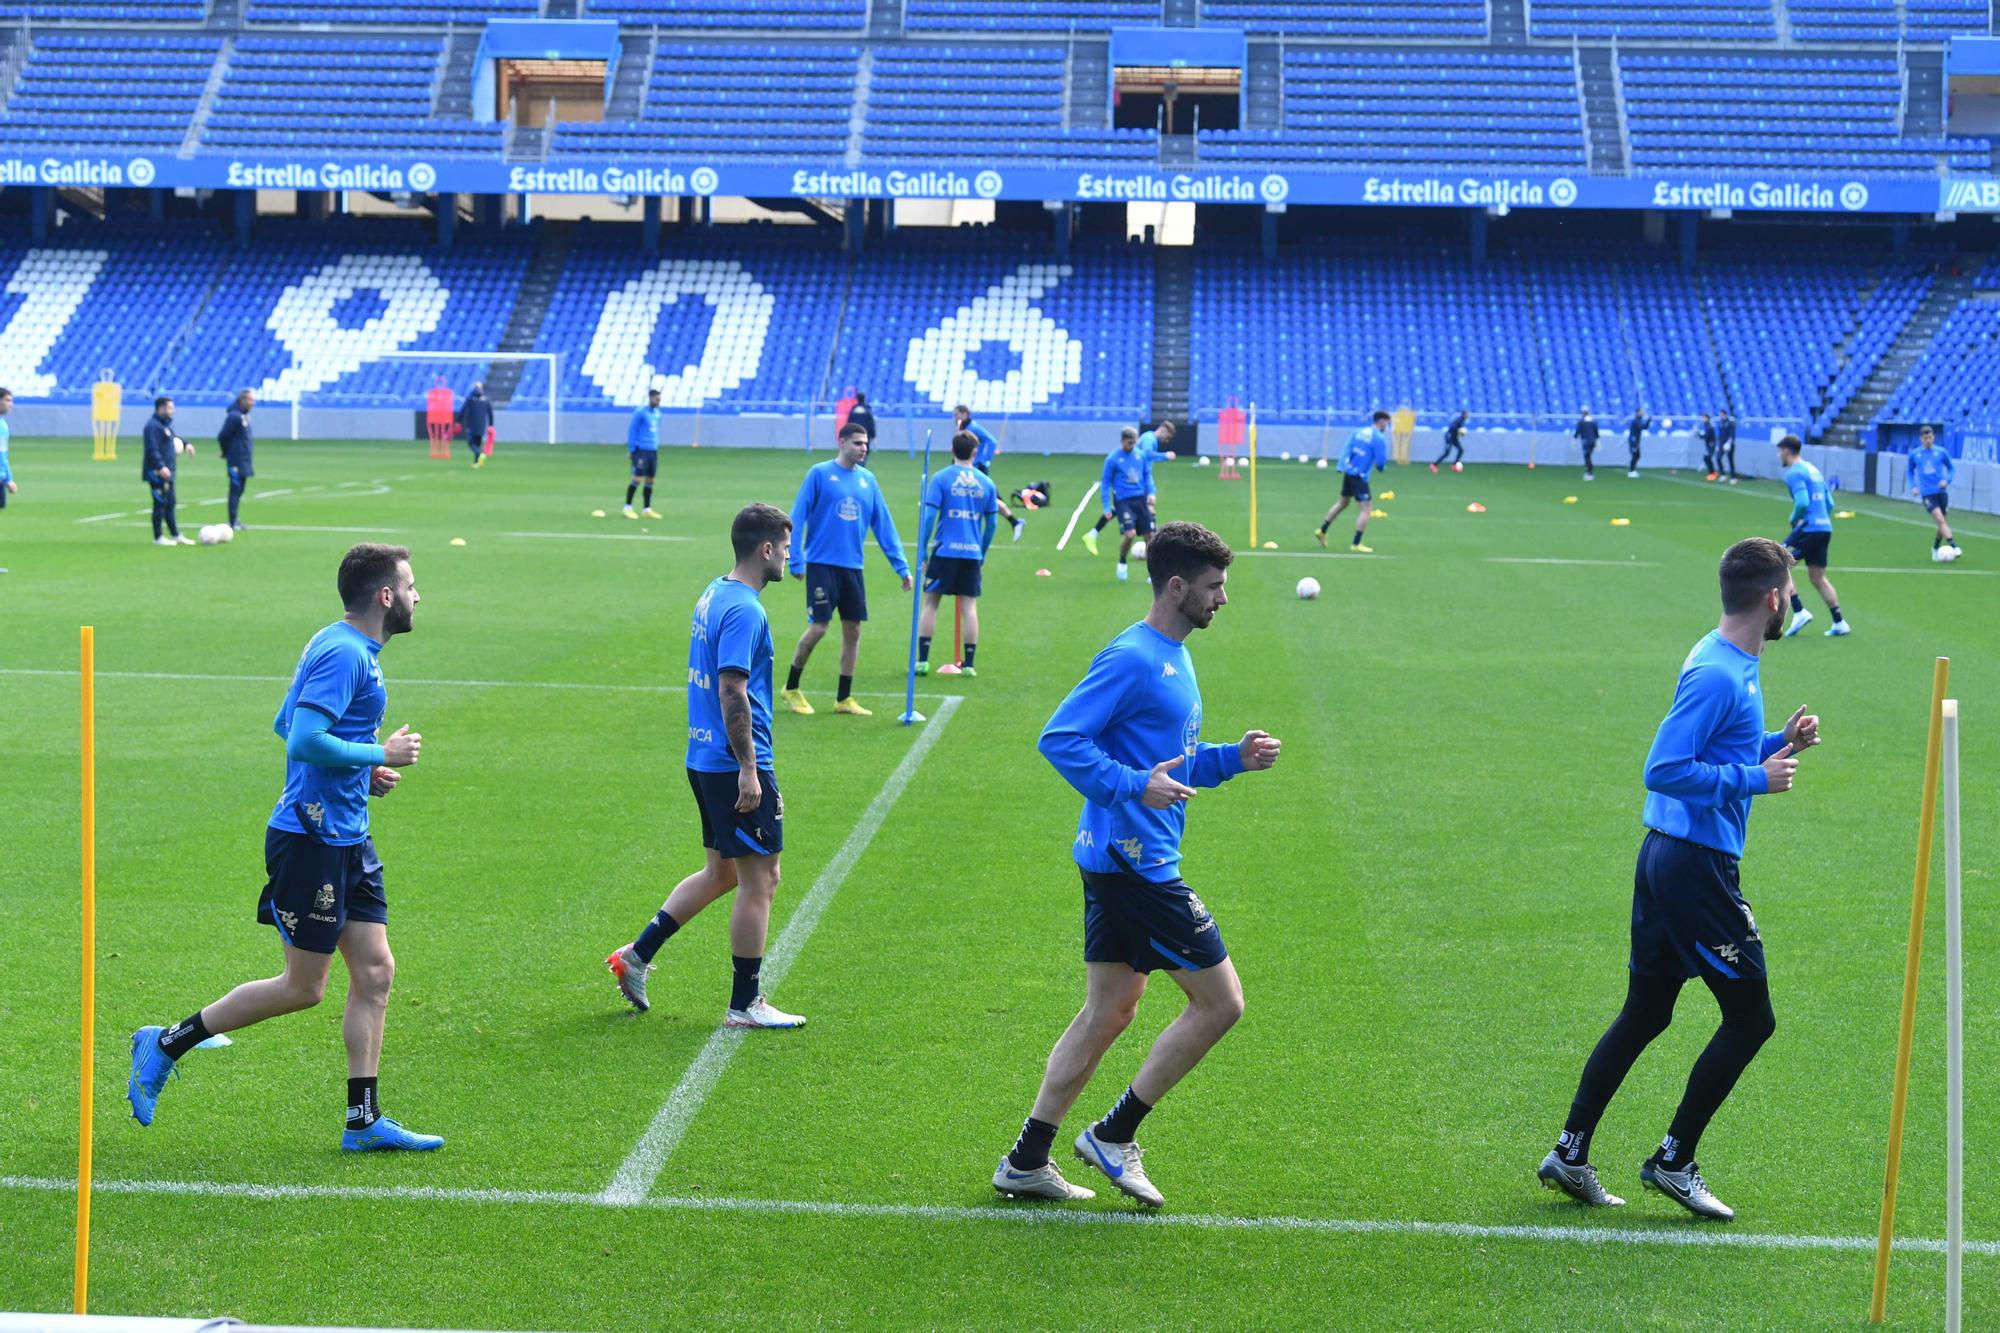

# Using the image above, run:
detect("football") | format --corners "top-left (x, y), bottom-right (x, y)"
top-left (1130, 540), bottom-right (1147, 561)
top-left (1936, 544), bottom-right (1962, 563)
top-left (1297, 576), bottom-right (1321, 600)
top-left (197, 524), bottom-right (226, 545)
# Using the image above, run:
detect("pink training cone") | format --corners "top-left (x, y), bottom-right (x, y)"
top-left (1035, 568), bottom-right (1052, 577)
top-left (1466, 502), bottom-right (1487, 513)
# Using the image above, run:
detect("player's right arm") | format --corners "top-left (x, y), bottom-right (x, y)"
top-left (1100, 453), bottom-right (1117, 511)
top-left (1642, 665), bottom-right (1770, 803)
top-left (786, 468), bottom-right (817, 575)
top-left (1038, 644), bottom-right (1149, 805)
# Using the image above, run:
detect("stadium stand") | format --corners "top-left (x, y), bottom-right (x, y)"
top-left (555, 44), bottom-right (859, 160)
top-left (583, 0), bottom-right (867, 27)
top-left (202, 37), bottom-right (503, 157)
top-left (242, 0), bottom-right (536, 23)
top-left (1878, 299), bottom-right (2000, 432)
top-left (904, 0), bottom-right (1160, 31)
top-left (1201, 50), bottom-right (1585, 169)
top-left (1902, 0), bottom-right (1990, 41)
top-left (1530, 0), bottom-right (1776, 41)
top-left (0, 34), bottom-right (219, 152)
top-left (1619, 54), bottom-right (1984, 173)
top-left (1199, 0), bottom-right (1485, 38)
top-left (861, 46), bottom-right (1154, 164)
top-left (0, 0), bottom-right (203, 16)
top-left (150, 221), bottom-right (536, 409)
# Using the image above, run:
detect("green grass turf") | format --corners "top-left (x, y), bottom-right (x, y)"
top-left (1, 436), bottom-right (1997, 1329)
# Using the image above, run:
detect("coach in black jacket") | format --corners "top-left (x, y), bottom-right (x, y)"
top-left (142, 395), bottom-right (189, 545)
top-left (1574, 406), bottom-right (1600, 479)
top-left (457, 382), bottom-right (492, 467)
top-left (846, 391), bottom-right (878, 446)
top-left (218, 388), bottom-right (255, 530)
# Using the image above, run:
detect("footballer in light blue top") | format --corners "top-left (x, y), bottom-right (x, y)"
top-left (1909, 435), bottom-right (1956, 497)
top-left (1341, 425), bottom-right (1389, 477)
top-left (924, 458), bottom-right (1000, 561)
top-left (1641, 629), bottom-right (1792, 860)
top-left (963, 418), bottom-right (1000, 470)
top-left (1776, 435), bottom-right (1849, 636)
top-left (787, 446), bottom-right (910, 577)
top-left (1136, 420), bottom-right (1177, 462)
top-left (270, 620), bottom-right (390, 846)
top-left (0, 389), bottom-right (15, 509)
top-left (1783, 458), bottom-right (1833, 534)
top-left (1100, 439), bottom-right (1155, 507)
top-left (627, 397), bottom-right (663, 451)
top-left (686, 574), bottom-right (775, 773)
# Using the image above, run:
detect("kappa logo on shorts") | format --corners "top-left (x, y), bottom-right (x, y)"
top-left (275, 908), bottom-right (299, 933)
top-left (1713, 942), bottom-right (1742, 965)
top-left (316, 883), bottom-right (335, 911)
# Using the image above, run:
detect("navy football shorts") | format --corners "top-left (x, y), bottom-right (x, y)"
top-left (1113, 495), bottom-right (1155, 536)
top-left (629, 448), bottom-right (659, 479)
top-left (688, 765), bottom-right (783, 859)
top-left (1340, 473), bottom-right (1371, 503)
top-left (806, 562), bottom-right (868, 623)
top-left (1784, 529), bottom-right (1831, 568)
top-left (257, 826), bottom-right (387, 955)
top-left (1080, 864), bottom-right (1228, 974)
top-left (924, 554), bottom-right (982, 598)
top-left (1629, 829), bottom-right (1765, 983)
top-left (1923, 491), bottom-right (1949, 515)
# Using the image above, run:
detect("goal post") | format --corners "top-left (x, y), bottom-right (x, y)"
top-left (283, 352), bottom-right (561, 445)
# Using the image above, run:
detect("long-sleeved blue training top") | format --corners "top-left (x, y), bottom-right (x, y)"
top-left (628, 404), bottom-right (662, 451)
top-left (1340, 427), bottom-right (1388, 477)
top-left (787, 457), bottom-right (910, 576)
top-left (964, 419), bottom-right (1000, 468)
top-left (1038, 620), bottom-right (1246, 884)
top-left (1909, 444), bottom-right (1956, 497)
top-left (1100, 446), bottom-right (1154, 509)
top-left (1641, 630), bottom-right (1789, 859)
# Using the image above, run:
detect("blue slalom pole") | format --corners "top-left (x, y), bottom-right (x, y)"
top-left (900, 428), bottom-right (935, 725)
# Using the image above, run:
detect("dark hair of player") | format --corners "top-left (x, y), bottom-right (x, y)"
top-left (838, 421), bottom-right (869, 443)
top-left (1156, 419), bottom-right (1175, 435)
top-left (154, 395), bottom-right (172, 411)
top-left (338, 543), bottom-right (412, 611)
top-left (854, 391), bottom-right (867, 405)
top-left (731, 502), bottom-right (792, 560)
top-left (0, 387), bottom-right (10, 398)
top-left (1372, 410), bottom-right (1391, 425)
top-left (1718, 537), bottom-right (1795, 615)
top-left (1776, 434), bottom-right (1802, 459)
top-left (1148, 520), bottom-right (1234, 593)
top-left (951, 431), bottom-right (978, 461)
top-left (954, 403), bottom-right (969, 417)
top-left (1120, 426), bottom-right (1138, 443)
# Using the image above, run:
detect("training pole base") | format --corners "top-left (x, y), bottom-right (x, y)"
top-left (898, 709), bottom-right (927, 725)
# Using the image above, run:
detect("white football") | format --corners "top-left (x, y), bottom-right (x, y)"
top-left (1316, 457), bottom-right (1329, 469)
top-left (1296, 576), bottom-right (1321, 600)
top-left (219, 525), bottom-right (235, 543)
top-left (197, 524), bottom-right (224, 545)
top-left (1198, 456), bottom-right (1212, 467)
top-left (1938, 544), bottom-right (1961, 563)
top-left (1661, 417), bottom-right (1674, 430)
top-left (1131, 540), bottom-right (1147, 561)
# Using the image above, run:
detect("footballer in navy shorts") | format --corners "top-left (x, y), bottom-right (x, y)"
top-left (1340, 472), bottom-right (1371, 503)
top-left (125, 542), bottom-right (440, 1153)
top-left (1114, 494), bottom-right (1156, 537)
top-left (608, 502), bottom-right (808, 1029)
top-left (1081, 861), bottom-right (1228, 974)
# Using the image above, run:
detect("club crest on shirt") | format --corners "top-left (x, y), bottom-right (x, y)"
top-left (1182, 705), bottom-right (1202, 757)
top-left (837, 497), bottom-right (861, 521)
top-left (316, 883), bottom-right (335, 911)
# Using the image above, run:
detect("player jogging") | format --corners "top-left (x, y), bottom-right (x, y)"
top-left (218, 388), bottom-right (255, 531)
top-left (1431, 409), bottom-right (1468, 473)
top-left (0, 387), bottom-right (16, 519)
top-left (1540, 536), bottom-right (1819, 1220)
top-left (624, 388), bottom-right (663, 519)
top-left (126, 544), bottom-right (440, 1151)
top-left (1084, 420), bottom-right (1174, 555)
top-left (1777, 436), bottom-right (1849, 637)
top-left (1575, 406), bottom-right (1600, 481)
top-left (916, 431), bottom-right (998, 677)
top-left (1909, 425), bottom-right (1962, 561)
top-left (1093, 426), bottom-right (1156, 582)
top-left (992, 521), bottom-right (1280, 1208)
top-left (607, 504), bottom-right (805, 1030)
top-left (779, 421), bottom-right (910, 716)
top-left (1626, 408), bottom-right (1649, 478)
top-left (953, 405), bottom-right (1026, 541)
top-left (1316, 410), bottom-right (1389, 552)
top-left (142, 396), bottom-right (193, 547)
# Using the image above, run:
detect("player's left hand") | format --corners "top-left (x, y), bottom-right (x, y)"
top-left (4, 480), bottom-right (15, 493)
top-left (369, 766), bottom-right (400, 797)
top-left (1238, 730), bottom-right (1281, 770)
top-left (1783, 705), bottom-right (1821, 752)
top-left (900, 574), bottom-right (913, 591)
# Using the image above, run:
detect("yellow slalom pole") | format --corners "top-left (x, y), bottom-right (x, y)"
top-left (1870, 655), bottom-right (1951, 1324)
top-left (1247, 402), bottom-right (1259, 550)
top-left (76, 625), bottom-right (96, 1314)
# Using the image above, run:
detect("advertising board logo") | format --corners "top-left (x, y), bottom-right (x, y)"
top-left (974, 169), bottom-right (1004, 198)
top-left (1549, 176), bottom-right (1578, 208)
top-left (407, 162), bottom-right (437, 192)
top-left (689, 166), bottom-right (720, 195)
top-left (1839, 181), bottom-right (1869, 211)
top-left (1258, 173), bottom-right (1289, 203)
top-left (127, 157), bottom-right (156, 187)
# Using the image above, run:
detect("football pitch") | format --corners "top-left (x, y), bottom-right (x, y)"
top-left (2, 437), bottom-right (1997, 1329)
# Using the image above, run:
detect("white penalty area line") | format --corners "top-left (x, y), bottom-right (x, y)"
top-left (1839, 565), bottom-right (1998, 577)
top-left (601, 693), bottom-right (964, 1205)
top-left (0, 667), bottom-right (945, 704)
top-left (498, 530), bottom-right (700, 543)
top-left (1485, 556), bottom-right (1663, 568)
top-left (2, 1174), bottom-right (1994, 1259)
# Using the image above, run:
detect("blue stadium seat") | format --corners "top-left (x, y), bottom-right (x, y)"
top-left (555, 44), bottom-right (860, 160)
top-left (0, 34), bottom-right (219, 152)
top-left (200, 37), bottom-right (503, 158)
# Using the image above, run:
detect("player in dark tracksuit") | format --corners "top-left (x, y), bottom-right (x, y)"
top-left (218, 389), bottom-right (256, 530)
top-left (1575, 408), bottom-right (1601, 480)
top-left (1717, 411), bottom-right (1737, 480)
top-left (1626, 409), bottom-right (1649, 477)
top-left (143, 396), bottom-right (189, 545)
top-left (456, 383), bottom-right (492, 468)
top-left (1432, 410), bottom-right (1469, 472)
top-left (1698, 414), bottom-right (1718, 479)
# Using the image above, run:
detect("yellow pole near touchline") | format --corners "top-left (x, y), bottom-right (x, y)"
top-left (1870, 655), bottom-right (1950, 1324)
top-left (76, 626), bottom-right (96, 1314)
top-left (1247, 401), bottom-right (1259, 549)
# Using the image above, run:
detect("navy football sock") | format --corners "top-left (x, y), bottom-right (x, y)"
top-left (642, 484), bottom-right (653, 508)
top-left (346, 1076), bottom-right (380, 1131)
top-left (1790, 592), bottom-right (1805, 613)
top-left (633, 908), bottom-right (681, 963)
top-left (918, 636), bottom-right (931, 664)
top-left (1009, 1116), bottom-right (1059, 1171)
top-left (625, 483), bottom-right (637, 505)
top-left (837, 674), bottom-right (853, 701)
top-left (730, 955), bottom-right (762, 1012)
top-left (786, 663), bottom-right (804, 692)
top-left (159, 1010), bottom-right (211, 1061)
top-left (1094, 1086), bottom-right (1152, 1144)
top-left (961, 642), bottom-right (976, 669)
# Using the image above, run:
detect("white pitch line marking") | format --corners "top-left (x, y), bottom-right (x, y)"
top-left (1836, 565), bottom-right (1997, 577)
top-left (602, 694), bottom-right (964, 1205)
top-left (0, 667), bottom-right (938, 703)
top-left (1, 1174), bottom-right (1994, 1258)
top-left (93, 523), bottom-right (405, 535)
top-left (1485, 557), bottom-right (1663, 567)
top-left (1648, 472), bottom-right (1997, 535)
top-left (496, 530), bottom-right (700, 543)
top-left (1231, 549), bottom-right (1399, 561)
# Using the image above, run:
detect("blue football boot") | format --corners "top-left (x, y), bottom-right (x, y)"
top-left (126, 1026), bottom-right (178, 1127)
top-left (342, 1117), bottom-right (445, 1152)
